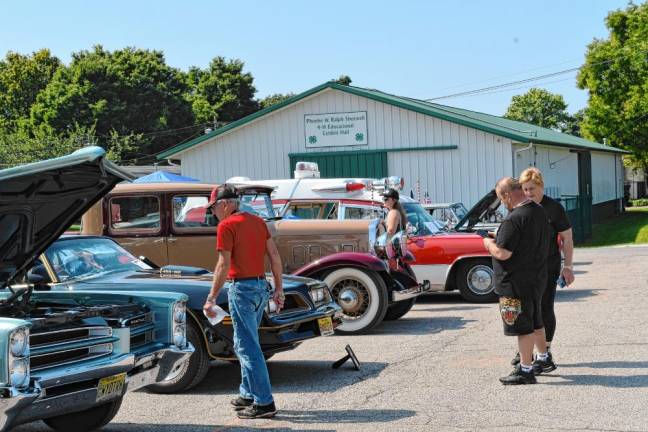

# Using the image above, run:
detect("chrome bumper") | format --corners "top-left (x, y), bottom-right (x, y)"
top-left (127, 343), bottom-right (195, 392)
top-left (392, 280), bottom-right (431, 302)
top-left (0, 354), bottom-right (135, 431)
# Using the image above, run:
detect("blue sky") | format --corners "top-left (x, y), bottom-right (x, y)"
top-left (2, 0), bottom-right (630, 116)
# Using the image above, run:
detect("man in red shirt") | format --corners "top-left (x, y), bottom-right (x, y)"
top-left (203, 184), bottom-right (285, 418)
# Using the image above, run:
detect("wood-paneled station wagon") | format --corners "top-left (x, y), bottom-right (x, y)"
top-left (81, 183), bottom-right (430, 334)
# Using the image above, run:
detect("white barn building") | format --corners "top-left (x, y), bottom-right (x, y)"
top-left (159, 82), bottom-right (627, 239)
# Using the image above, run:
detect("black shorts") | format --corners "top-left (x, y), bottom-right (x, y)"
top-left (499, 294), bottom-right (544, 336)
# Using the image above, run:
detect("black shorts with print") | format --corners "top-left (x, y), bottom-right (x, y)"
top-left (499, 292), bottom-right (544, 336)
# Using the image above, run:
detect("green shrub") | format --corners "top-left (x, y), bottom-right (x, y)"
top-left (630, 198), bottom-right (648, 207)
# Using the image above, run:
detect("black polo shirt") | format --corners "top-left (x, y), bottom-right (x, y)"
top-left (493, 200), bottom-right (550, 299)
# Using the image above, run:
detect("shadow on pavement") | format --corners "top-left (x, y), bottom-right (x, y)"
top-left (277, 408), bottom-right (416, 424)
top-left (544, 374), bottom-right (648, 388)
top-left (416, 293), bottom-right (465, 304)
top-left (189, 360), bottom-right (388, 396)
top-left (369, 316), bottom-right (475, 336)
top-left (573, 261), bottom-right (593, 266)
top-left (103, 425), bottom-right (333, 432)
top-left (554, 288), bottom-right (604, 302)
top-left (560, 361), bottom-right (648, 369)
top-left (414, 305), bottom-right (490, 313)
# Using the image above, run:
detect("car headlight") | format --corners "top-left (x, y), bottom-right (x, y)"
top-left (173, 302), bottom-right (186, 324)
top-left (173, 323), bottom-right (186, 348)
top-left (309, 286), bottom-right (330, 305)
top-left (10, 328), bottom-right (29, 357)
top-left (10, 358), bottom-right (29, 388)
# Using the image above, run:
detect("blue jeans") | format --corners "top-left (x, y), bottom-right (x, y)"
top-left (228, 279), bottom-right (273, 405)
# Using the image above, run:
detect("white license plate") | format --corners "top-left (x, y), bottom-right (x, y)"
top-left (96, 372), bottom-right (126, 403)
top-left (318, 317), bottom-right (334, 336)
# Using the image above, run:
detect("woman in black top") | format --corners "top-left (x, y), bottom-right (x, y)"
top-left (519, 167), bottom-right (575, 364)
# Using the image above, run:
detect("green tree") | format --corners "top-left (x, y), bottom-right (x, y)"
top-left (0, 125), bottom-right (137, 167)
top-left (0, 49), bottom-right (61, 132)
top-left (185, 56), bottom-right (259, 125)
top-left (504, 88), bottom-right (571, 130)
top-left (561, 108), bottom-right (585, 137)
top-left (29, 45), bottom-right (194, 162)
top-left (259, 92), bottom-right (295, 109)
top-left (577, 2), bottom-right (648, 166)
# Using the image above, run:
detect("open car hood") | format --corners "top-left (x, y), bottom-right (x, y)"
top-left (0, 147), bottom-right (133, 287)
top-left (454, 189), bottom-right (501, 231)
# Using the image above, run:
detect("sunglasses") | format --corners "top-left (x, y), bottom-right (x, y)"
top-left (382, 196), bottom-right (392, 201)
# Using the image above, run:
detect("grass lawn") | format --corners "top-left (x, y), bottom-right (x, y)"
top-left (581, 206), bottom-right (648, 247)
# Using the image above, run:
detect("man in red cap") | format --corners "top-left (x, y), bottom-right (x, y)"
top-left (203, 184), bottom-right (285, 418)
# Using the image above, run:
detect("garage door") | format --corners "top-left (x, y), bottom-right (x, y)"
top-left (289, 151), bottom-right (388, 178)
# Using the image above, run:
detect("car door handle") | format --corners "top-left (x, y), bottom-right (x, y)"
top-left (167, 238), bottom-right (177, 243)
top-left (153, 238), bottom-right (166, 244)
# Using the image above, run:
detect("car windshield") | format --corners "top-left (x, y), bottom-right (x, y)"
top-left (239, 193), bottom-right (277, 219)
top-left (44, 237), bottom-right (153, 282)
top-left (451, 203), bottom-right (469, 220)
top-left (403, 202), bottom-right (443, 236)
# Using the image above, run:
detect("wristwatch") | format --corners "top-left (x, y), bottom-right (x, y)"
top-left (206, 295), bottom-right (216, 303)
top-left (563, 265), bottom-right (573, 270)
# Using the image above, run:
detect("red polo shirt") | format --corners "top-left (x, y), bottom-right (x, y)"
top-left (216, 212), bottom-right (270, 279)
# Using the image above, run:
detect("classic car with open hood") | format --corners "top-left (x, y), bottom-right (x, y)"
top-left (0, 148), bottom-right (194, 431)
top-left (81, 182), bottom-right (430, 334)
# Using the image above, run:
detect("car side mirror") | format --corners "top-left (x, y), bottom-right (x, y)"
top-left (406, 222), bottom-right (418, 235)
top-left (27, 266), bottom-right (51, 285)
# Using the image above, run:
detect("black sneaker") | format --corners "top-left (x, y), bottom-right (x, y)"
top-left (230, 396), bottom-right (253, 411)
top-left (499, 366), bottom-right (537, 385)
top-left (533, 356), bottom-right (557, 374)
top-left (511, 351), bottom-right (520, 366)
top-left (237, 402), bottom-right (277, 419)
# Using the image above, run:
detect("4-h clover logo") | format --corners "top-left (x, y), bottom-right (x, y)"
top-left (355, 133), bottom-right (364, 142)
top-left (308, 135), bottom-right (317, 144)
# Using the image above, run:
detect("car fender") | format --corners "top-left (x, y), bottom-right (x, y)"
top-left (444, 254), bottom-right (493, 291)
top-left (292, 252), bottom-right (387, 280)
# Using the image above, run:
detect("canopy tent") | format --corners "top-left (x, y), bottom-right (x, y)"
top-left (133, 170), bottom-right (200, 183)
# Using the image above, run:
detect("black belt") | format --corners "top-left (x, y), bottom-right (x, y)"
top-left (230, 276), bottom-right (265, 282)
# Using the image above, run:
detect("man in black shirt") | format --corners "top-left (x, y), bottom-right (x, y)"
top-left (483, 177), bottom-right (549, 385)
top-left (519, 167), bottom-right (574, 370)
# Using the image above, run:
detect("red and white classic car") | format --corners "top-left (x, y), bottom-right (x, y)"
top-left (234, 162), bottom-right (500, 303)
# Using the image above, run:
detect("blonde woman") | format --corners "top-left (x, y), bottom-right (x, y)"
top-left (516, 167), bottom-right (575, 372)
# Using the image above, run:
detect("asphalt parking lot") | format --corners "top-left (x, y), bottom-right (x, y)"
top-left (15, 245), bottom-right (648, 432)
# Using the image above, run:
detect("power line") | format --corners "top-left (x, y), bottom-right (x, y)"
top-left (426, 67), bottom-right (580, 101)
top-left (425, 48), bottom-right (648, 102)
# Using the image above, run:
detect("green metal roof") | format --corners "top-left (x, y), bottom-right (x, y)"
top-left (158, 82), bottom-right (626, 160)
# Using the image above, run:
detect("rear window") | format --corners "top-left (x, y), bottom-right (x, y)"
top-left (109, 196), bottom-right (160, 231)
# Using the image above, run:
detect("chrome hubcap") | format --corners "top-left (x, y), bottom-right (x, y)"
top-left (332, 279), bottom-right (369, 319)
top-left (467, 265), bottom-right (494, 294)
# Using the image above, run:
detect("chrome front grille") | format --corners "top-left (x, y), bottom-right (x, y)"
top-left (30, 326), bottom-right (117, 371)
top-left (124, 311), bottom-right (155, 349)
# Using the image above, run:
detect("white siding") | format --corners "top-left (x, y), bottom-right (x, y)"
top-left (388, 129), bottom-right (512, 207)
top-left (592, 151), bottom-right (621, 204)
top-left (513, 144), bottom-right (579, 198)
top-left (176, 87), bottom-right (620, 209)
top-left (179, 88), bottom-right (513, 207)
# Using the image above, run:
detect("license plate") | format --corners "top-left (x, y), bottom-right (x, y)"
top-left (96, 372), bottom-right (126, 403)
top-left (318, 317), bottom-right (334, 336)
